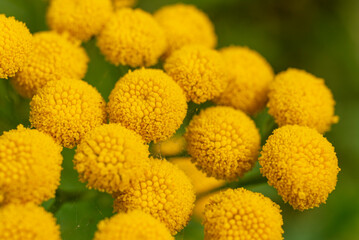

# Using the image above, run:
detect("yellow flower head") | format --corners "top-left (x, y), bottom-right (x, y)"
top-left (108, 68), bottom-right (187, 143)
top-left (74, 124), bottom-right (150, 193)
top-left (97, 8), bottom-right (166, 67)
top-left (11, 31), bottom-right (89, 98)
top-left (0, 125), bottom-right (62, 205)
top-left (154, 4), bottom-right (217, 56)
top-left (94, 210), bottom-right (173, 240)
top-left (185, 106), bottom-right (260, 180)
top-left (152, 136), bottom-right (186, 157)
top-left (113, 0), bottom-right (137, 9)
top-left (30, 78), bottom-right (106, 149)
top-left (113, 158), bottom-right (195, 235)
top-left (0, 14), bottom-right (33, 79)
top-left (164, 45), bottom-right (228, 104)
top-left (0, 203), bottom-right (60, 240)
top-left (204, 188), bottom-right (284, 240)
top-left (268, 68), bottom-right (338, 133)
top-left (47, 0), bottom-right (113, 42)
top-left (214, 46), bottom-right (274, 115)
top-left (259, 125), bottom-right (340, 210)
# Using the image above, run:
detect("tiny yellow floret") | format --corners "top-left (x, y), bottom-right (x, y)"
top-left (259, 125), bottom-right (340, 210)
top-left (113, 0), bottom-right (137, 9)
top-left (30, 78), bottom-right (106, 148)
top-left (267, 68), bottom-right (338, 133)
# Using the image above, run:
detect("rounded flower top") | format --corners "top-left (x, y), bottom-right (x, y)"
top-left (154, 4), bottom-right (216, 56)
top-left (94, 210), bottom-right (173, 240)
top-left (30, 78), bottom-right (106, 148)
top-left (214, 46), bottom-right (274, 115)
top-left (113, 158), bottom-right (195, 235)
top-left (0, 125), bottom-right (62, 205)
top-left (113, 0), bottom-right (137, 9)
top-left (164, 45), bottom-right (228, 103)
top-left (204, 188), bottom-right (283, 240)
top-left (0, 14), bottom-right (33, 79)
top-left (47, 0), bottom-right (113, 41)
top-left (185, 106), bottom-right (260, 180)
top-left (259, 125), bottom-right (340, 210)
top-left (97, 8), bottom-right (166, 67)
top-left (11, 31), bottom-right (89, 98)
top-left (74, 124), bottom-right (150, 193)
top-left (108, 68), bottom-right (187, 143)
top-left (267, 68), bottom-right (338, 133)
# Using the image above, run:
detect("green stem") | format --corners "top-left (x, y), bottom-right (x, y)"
top-left (48, 189), bottom-right (88, 214)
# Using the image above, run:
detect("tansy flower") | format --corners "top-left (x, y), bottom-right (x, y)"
top-left (0, 125), bottom-right (62, 205)
top-left (154, 4), bottom-right (216, 56)
top-left (113, 158), bottom-right (195, 235)
top-left (11, 31), bottom-right (89, 98)
top-left (185, 106), bottom-right (260, 180)
top-left (0, 14), bottom-right (32, 79)
top-left (214, 46), bottom-right (274, 115)
top-left (267, 68), bottom-right (338, 133)
top-left (94, 210), bottom-right (173, 240)
top-left (47, 0), bottom-right (113, 42)
top-left (30, 78), bottom-right (106, 148)
top-left (164, 45), bottom-right (228, 104)
top-left (97, 8), bottom-right (166, 67)
top-left (152, 136), bottom-right (186, 157)
top-left (108, 68), bottom-right (187, 143)
top-left (259, 125), bottom-right (340, 211)
top-left (74, 124), bottom-right (150, 193)
top-left (113, 0), bottom-right (137, 9)
top-left (204, 188), bottom-right (284, 240)
top-left (0, 203), bottom-right (61, 240)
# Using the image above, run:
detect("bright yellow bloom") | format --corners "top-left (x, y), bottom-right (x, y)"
top-left (113, 158), bottom-right (195, 235)
top-left (97, 8), bottom-right (166, 67)
top-left (154, 4), bottom-right (216, 56)
top-left (113, 0), bottom-right (137, 9)
top-left (204, 188), bottom-right (284, 240)
top-left (0, 14), bottom-right (32, 79)
top-left (268, 68), bottom-right (338, 133)
top-left (214, 46), bottom-right (274, 115)
top-left (164, 45), bottom-right (228, 104)
top-left (0, 125), bottom-right (62, 205)
top-left (47, 0), bottom-right (113, 42)
top-left (11, 31), bottom-right (89, 98)
top-left (94, 210), bottom-right (173, 240)
top-left (74, 124), bottom-right (150, 193)
top-left (260, 125), bottom-right (340, 210)
top-left (30, 78), bottom-right (106, 149)
top-left (0, 203), bottom-right (60, 240)
top-left (152, 136), bottom-right (186, 157)
top-left (108, 68), bottom-right (187, 143)
top-left (185, 106), bottom-right (260, 180)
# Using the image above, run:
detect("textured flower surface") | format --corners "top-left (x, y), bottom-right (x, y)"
top-left (0, 14), bottom-right (32, 79)
top-left (0, 125), bottom-right (62, 205)
top-left (204, 188), bottom-right (283, 240)
top-left (268, 68), bottom-right (338, 133)
top-left (185, 106), bottom-right (260, 180)
top-left (260, 125), bottom-right (340, 210)
top-left (30, 78), bottom-right (106, 148)
top-left (113, 0), bottom-right (137, 9)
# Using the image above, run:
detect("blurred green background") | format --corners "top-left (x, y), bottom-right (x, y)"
top-left (1, 0), bottom-right (359, 239)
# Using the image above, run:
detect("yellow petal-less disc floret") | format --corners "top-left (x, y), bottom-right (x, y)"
top-left (0, 14), bottom-right (32, 79)
top-left (11, 31), bottom-right (89, 98)
top-left (154, 4), bottom-right (217, 56)
top-left (204, 188), bottom-right (284, 240)
top-left (259, 125), bottom-right (340, 211)
top-left (185, 106), bottom-right (260, 180)
top-left (94, 210), bottom-right (173, 240)
top-left (0, 125), bottom-right (62, 205)
top-left (97, 8), bottom-right (166, 67)
top-left (108, 68), bottom-right (187, 143)
top-left (214, 46), bottom-right (274, 115)
top-left (113, 0), bottom-right (137, 9)
top-left (30, 78), bottom-right (106, 149)
top-left (267, 68), bottom-right (338, 133)
top-left (0, 203), bottom-right (60, 240)
top-left (47, 0), bottom-right (113, 42)
top-left (164, 45), bottom-right (228, 104)
top-left (74, 124), bottom-right (150, 193)
top-left (113, 158), bottom-right (195, 235)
